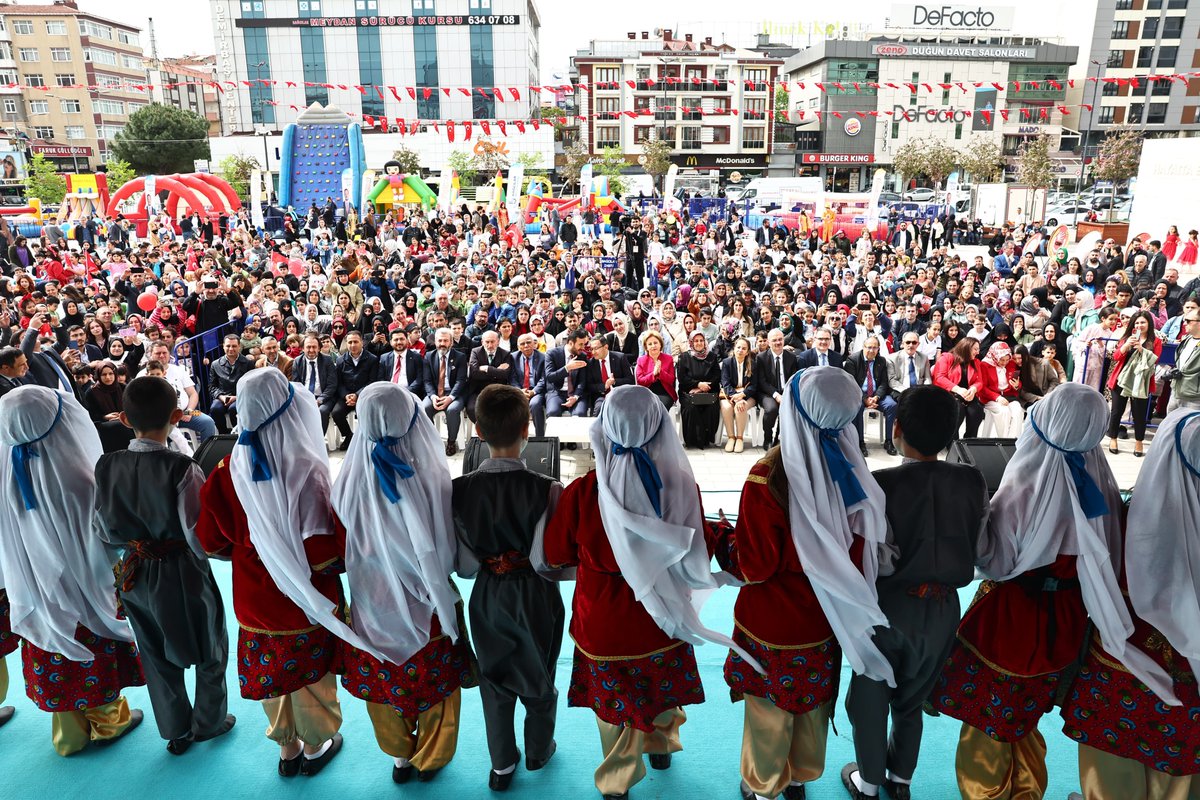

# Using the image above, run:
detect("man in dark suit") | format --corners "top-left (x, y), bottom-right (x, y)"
top-left (755, 329), bottom-right (801, 448)
top-left (545, 329), bottom-right (589, 417)
top-left (844, 335), bottom-right (897, 457)
top-left (294, 334), bottom-right (339, 433)
top-left (466, 330), bottom-right (513, 423)
top-left (795, 327), bottom-right (846, 370)
top-left (583, 334), bottom-right (633, 417)
top-left (207, 333), bottom-right (255, 434)
top-left (378, 328), bottom-right (425, 399)
top-left (331, 330), bottom-right (380, 449)
top-left (19, 314), bottom-right (77, 398)
top-left (0, 346), bottom-right (29, 398)
top-left (509, 333), bottom-right (548, 437)
top-left (423, 327), bottom-right (469, 456)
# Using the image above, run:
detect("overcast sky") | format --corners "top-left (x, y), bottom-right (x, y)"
top-left (79, 0), bottom-right (891, 82)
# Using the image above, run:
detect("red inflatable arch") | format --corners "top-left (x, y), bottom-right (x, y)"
top-left (106, 173), bottom-right (242, 235)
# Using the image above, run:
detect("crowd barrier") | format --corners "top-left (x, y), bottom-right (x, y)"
top-left (172, 319), bottom-right (244, 404)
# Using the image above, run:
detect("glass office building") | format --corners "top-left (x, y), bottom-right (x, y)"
top-left (211, 0), bottom-right (540, 132)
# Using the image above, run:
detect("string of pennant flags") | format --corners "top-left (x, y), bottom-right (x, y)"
top-left (3, 70), bottom-right (1199, 99)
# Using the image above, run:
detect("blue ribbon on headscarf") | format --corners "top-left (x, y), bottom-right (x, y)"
top-left (790, 372), bottom-right (868, 508)
top-left (1176, 412), bottom-right (1200, 480)
top-left (236, 384), bottom-right (295, 482)
top-left (612, 442), bottom-right (664, 517)
top-left (1029, 409), bottom-right (1110, 519)
top-left (371, 406), bottom-right (420, 504)
top-left (11, 392), bottom-right (64, 511)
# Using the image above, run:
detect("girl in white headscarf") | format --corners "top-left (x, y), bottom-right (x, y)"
top-left (195, 368), bottom-right (364, 776)
top-left (331, 382), bottom-right (473, 782)
top-left (0, 386), bottom-right (145, 755)
top-left (543, 384), bottom-right (760, 800)
top-left (930, 383), bottom-right (1176, 800)
top-left (1061, 408), bottom-right (1200, 796)
top-left (724, 367), bottom-right (892, 800)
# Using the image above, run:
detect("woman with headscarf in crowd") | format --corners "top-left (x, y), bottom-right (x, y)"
top-left (677, 330), bottom-right (722, 449)
top-left (978, 343), bottom-right (1024, 438)
top-left (542, 385), bottom-right (754, 800)
top-left (605, 313), bottom-right (639, 360)
top-left (0, 386), bottom-right (146, 754)
top-left (778, 312), bottom-right (806, 351)
top-left (1061, 407), bottom-right (1199, 797)
top-left (930, 384), bottom-right (1174, 800)
top-left (933, 338), bottom-right (985, 439)
top-left (197, 369), bottom-right (378, 777)
top-left (1018, 295), bottom-right (1050, 335)
top-left (636, 330), bottom-right (677, 410)
top-left (331, 383), bottom-right (473, 785)
top-left (82, 360), bottom-right (131, 445)
top-left (1106, 310), bottom-right (1162, 457)
top-left (725, 367), bottom-right (890, 800)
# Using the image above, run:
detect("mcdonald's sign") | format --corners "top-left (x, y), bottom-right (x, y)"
top-left (670, 154), bottom-right (768, 170)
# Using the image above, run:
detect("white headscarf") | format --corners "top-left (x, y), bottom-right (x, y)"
top-left (1126, 409), bottom-right (1200, 685)
top-left (591, 385), bottom-right (762, 672)
top-left (230, 368), bottom-right (380, 658)
top-left (331, 382), bottom-right (459, 666)
top-left (980, 383), bottom-right (1177, 704)
top-left (779, 367), bottom-right (894, 686)
top-left (0, 387), bottom-right (134, 660)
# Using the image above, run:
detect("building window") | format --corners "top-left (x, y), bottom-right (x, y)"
top-left (954, 121), bottom-right (963, 139)
top-left (45, 21), bottom-right (67, 35)
top-left (1150, 80), bottom-right (1172, 96)
top-left (50, 47), bottom-right (71, 62)
top-left (910, 71), bottom-right (919, 106)
top-left (13, 20), bottom-right (34, 35)
top-left (1147, 103), bottom-right (1168, 123)
top-left (1128, 103), bottom-right (1143, 123)
top-left (0, 71), bottom-right (16, 86)
top-left (19, 48), bottom-right (40, 62)
top-left (1162, 16), bottom-right (1183, 38)
top-left (118, 30), bottom-right (139, 46)
top-left (1143, 18), bottom-right (1158, 39)
top-left (1114, 0), bottom-right (1134, 7)
top-left (681, 127), bottom-right (701, 150)
top-left (79, 20), bottom-right (113, 39)
top-left (25, 74), bottom-right (44, 88)
top-left (635, 66), bottom-right (650, 81)
top-left (85, 48), bottom-right (118, 66)
top-left (942, 72), bottom-right (951, 104)
top-left (469, 0), bottom-right (492, 9)
top-left (744, 97), bottom-right (767, 119)
top-left (1158, 46), bottom-right (1177, 67)
top-left (2, 99), bottom-right (16, 115)
top-left (827, 60), bottom-right (878, 94)
top-left (56, 74), bottom-right (75, 87)
top-left (413, 15), bottom-right (439, 118)
top-left (32, 126), bottom-right (53, 140)
top-left (0, 44), bottom-right (9, 60)
top-left (60, 99), bottom-right (81, 113)
top-left (1167, 0), bottom-right (1187, 7)
top-left (744, 68), bottom-right (768, 85)
top-left (469, 24), bottom-right (495, 119)
top-left (1146, 0), bottom-right (1162, 6)
top-left (355, 0), bottom-right (379, 9)
top-left (99, 124), bottom-right (124, 139)
top-left (633, 125), bottom-right (652, 142)
top-left (96, 75), bottom-right (122, 89)
top-left (299, 29), bottom-right (328, 106)
top-left (121, 55), bottom-right (141, 70)
top-left (707, 126), bottom-right (730, 144)
top-left (1107, 50), bottom-right (1124, 68)
top-left (1111, 21), bottom-right (1129, 39)
top-left (594, 67), bottom-right (620, 84)
top-left (595, 97), bottom-right (619, 117)
top-left (65, 125), bottom-right (85, 140)
top-left (95, 99), bottom-right (126, 115)
top-left (595, 126), bottom-right (619, 149)
top-left (741, 126), bottom-right (766, 149)
top-left (1102, 81), bottom-right (1119, 97)
top-left (1137, 46), bottom-right (1154, 68)
top-left (28, 100), bottom-right (48, 114)
top-left (243, 26), bottom-right (274, 124)
top-left (891, 120), bottom-right (900, 138)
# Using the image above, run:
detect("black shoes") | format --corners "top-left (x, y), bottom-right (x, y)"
top-left (417, 767), bottom-right (440, 782)
top-left (446, 440), bottom-right (459, 457)
top-left (841, 763), bottom-right (869, 800)
top-left (649, 753), bottom-right (671, 770)
top-left (860, 445), bottom-right (871, 459)
top-left (338, 433), bottom-right (353, 451)
top-left (279, 753), bottom-right (302, 777)
top-left (166, 734), bottom-right (194, 755)
top-left (783, 785), bottom-right (807, 800)
top-left (602, 794), bottom-right (629, 800)
top-left (527, 740), bottom-right (556, 771)
top-left (392, 764), bottom-right (415, 784)
top-left (883, 779), bottom-right (911, 800)
top-left (883, 441), bottom-right (898, 457)
top-left (0, 706), bottom-right (14, 728)
top-left (299, 733), bottom-right (343, 776)
top-left (489, 751), bottom-right (519, 791)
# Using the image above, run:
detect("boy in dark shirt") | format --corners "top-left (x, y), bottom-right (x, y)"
top-left (94, 376), bottom-right (234, 755)
top-left (451, 384), bottom-right (565, 792)
top-left (842, 385), bottom-right (990, 799)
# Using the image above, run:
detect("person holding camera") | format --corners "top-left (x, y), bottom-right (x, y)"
top-left (1167, 311), bottom-right (1200, 412)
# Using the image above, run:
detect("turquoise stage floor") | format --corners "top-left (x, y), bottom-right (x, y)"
top-left (0, 567), bottom-right (1082, 800)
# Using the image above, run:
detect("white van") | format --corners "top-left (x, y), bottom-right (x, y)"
top-left (734, 178), bottom-right (823, 211)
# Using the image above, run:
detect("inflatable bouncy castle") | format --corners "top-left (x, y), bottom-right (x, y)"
top-left (278, 103), bottom-right (366, 215)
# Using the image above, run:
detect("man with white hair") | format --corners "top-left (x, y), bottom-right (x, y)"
top-left (0, 386), bottom-right (145, 754)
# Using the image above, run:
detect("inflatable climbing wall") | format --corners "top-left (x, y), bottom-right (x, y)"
top-left (278, 103), bottom-right (366, 215)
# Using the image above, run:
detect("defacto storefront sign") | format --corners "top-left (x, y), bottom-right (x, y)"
top-left (802, 153), bottom-right (876, 164)
top-left (871, 42), bottom-right (1035, 60)
top-left (892, 104), bottom-right (972, 121)
top-left (888, 4), bottom-right (1015, 32)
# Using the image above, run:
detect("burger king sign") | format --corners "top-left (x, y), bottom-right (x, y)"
top-left (844, 117), bottom-right (862, 136)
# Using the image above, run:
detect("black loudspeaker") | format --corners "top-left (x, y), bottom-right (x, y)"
top-left (945, 437), bottom-right (1018, 497)
top-left (462, 436), bottom-right (561, 481)
top-left (193, 434), bottom-right (239, 477)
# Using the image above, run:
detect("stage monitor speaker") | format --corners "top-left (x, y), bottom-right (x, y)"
top-left (193, 434), bottom-right (239, 477)
top-left (945, 437), bottom-right (1017, 497)
top-left (462, 436), bottom-right (561, 481)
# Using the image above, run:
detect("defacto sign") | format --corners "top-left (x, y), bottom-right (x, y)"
top-left (892, 104), bottom-right (971, 122)
top-left (802, 153), bottom-right (876, 164)
top-left (888, 4), bottom-right (1015, 32)
top-left (871, 42), bottom-right (1035, 60)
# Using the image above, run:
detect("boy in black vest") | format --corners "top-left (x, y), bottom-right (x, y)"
top-left (842, 385), bottom-right (990, 799)
top-left (452, 384), bottom-right (566, 792)
top-left (94, 376), bottom-right (235, 755)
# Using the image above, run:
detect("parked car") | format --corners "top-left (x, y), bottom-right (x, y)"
top-left (877, 191), bottom-right (902, 206)
top-left (1044, 205), bottom-right (1092, 227)
top-left (904, 187), bottom-right (937, 202)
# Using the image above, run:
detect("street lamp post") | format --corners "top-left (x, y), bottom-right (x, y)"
top-left (1072, 59), bottom-right (1104, 229)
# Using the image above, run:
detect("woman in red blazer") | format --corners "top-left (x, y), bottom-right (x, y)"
top-left (635, 331), bottom-right (677, 408)
top-left (933, 337), bottom-right (986, 438)
top-left (978, 342), bottom-right (1025, 437)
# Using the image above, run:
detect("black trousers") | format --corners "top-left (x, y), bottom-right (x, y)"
top-left (331, 398), bottom-right (356, 438)
top-left (1108, 391), bottom-right (1150, 441)
top-left (957, 399), bottom-right (985, 439)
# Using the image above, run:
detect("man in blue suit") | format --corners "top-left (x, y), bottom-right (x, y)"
top-left (422, 327), bottom-right (469, 456)
top-left (509, 333), bottom-right (548, 437)
top-left (795, 327), bottom-right (845, 370)
top-left (545, 329), bottom-right (590, 418)
top-left (378, 328), bottom-right (426, 399)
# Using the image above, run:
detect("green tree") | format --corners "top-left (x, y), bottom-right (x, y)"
top-left (537, 106), bottom-right (570, 142)
top-left (559, 141), bottom-right (589, 191)
top-left (102, 158), bottom-right (137, 194)
top-left (217, 153), bottom-right (261, 199)
top-left (957, 138), bottom-right (1004, 183)
top-left (1092, 127), bottom-right (1142, 222)
top-left (1016, 132), bottom-right (1055, 220)
top-left (891, 137), bottom-right (960, 190)
top-left (110, 103), bottom-right (211, 175)
top-left (595, 146), bottom-right (628, 196)
top-left (389, 146), bottom-right (421, 175)
top-left (446, 150), bottom-right (478, 187)
top-left (24, 152), bottom-right (66, 205)
top-left (639, 137), bottom-right (673, 192)
top-left (773, 86), bottom-right (790, 122)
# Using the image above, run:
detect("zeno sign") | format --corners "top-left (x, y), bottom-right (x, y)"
top-left (888, 4), bottom-right (1014, 32)
top-left (892, 104), bottom-right (971, 122)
